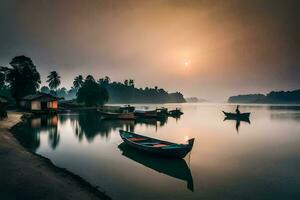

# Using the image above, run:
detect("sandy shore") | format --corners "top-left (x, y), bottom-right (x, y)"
top-left (0, 112), bottom-right (111, 200)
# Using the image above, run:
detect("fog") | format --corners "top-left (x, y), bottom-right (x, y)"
top-left (0, 0), bottom-right (299, 101)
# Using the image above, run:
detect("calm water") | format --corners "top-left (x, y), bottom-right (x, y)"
top-left (15, 104), bottom-right (300, 200)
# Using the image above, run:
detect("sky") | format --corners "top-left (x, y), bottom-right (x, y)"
top-left (0, 0), bottom-right (299, 101)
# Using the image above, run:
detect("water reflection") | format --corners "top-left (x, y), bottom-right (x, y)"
top-left (223, 117), bottom-right (251, 132)
top-left (267, 105), bottom-right (300, 111)
top-left (18, 111), bottom-right (172, 151)
top-left (13, 115), bottom-right (60, 151)
top-left (12, 104), bottom-right (300, 200)
top-left (270, 113), bottom-right (300, 121)
top-left (118, 143), bottom-right (194, 191)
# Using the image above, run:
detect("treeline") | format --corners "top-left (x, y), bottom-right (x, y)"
top-left (0, 55), bottom-right (185, 105)
top-left (39, 74), bottom-right (185, 103)
top-left (99, 78), bottom-right (185, 103)
top-left (228, 89), bottom-right (300, 104)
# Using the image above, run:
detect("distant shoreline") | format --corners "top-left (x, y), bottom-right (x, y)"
top-left (228, 89), bottom-right (300, 104)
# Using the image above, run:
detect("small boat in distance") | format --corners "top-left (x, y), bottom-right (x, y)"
top-left (168, 108), bottom-right (183, 117)
top-left (119, 130), bottom-right (195, 158)
top-left (222, 111), bottom-right (250, 119)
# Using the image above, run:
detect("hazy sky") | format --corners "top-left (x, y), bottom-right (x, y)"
top-left (0, 0), bottom-right (299, 101)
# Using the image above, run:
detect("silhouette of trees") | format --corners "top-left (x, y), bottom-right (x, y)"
top-left (47, 71), bottom-right (61, 92)
top-left (73, 75), bottom-right (84, 88)
top-left (104, 76), bottom-right (110, 83)
top-left (99, 79), bottom-right (185, 103)
top-left (77, 75), bottom-right (109, 106)
top-left (66, 87), bottom-right (78, 100)
top-left (129, 79), bottom-right (134, 87)
top-left (228, 89), bottom-right (300, 103)
top-left (0, 56), bottom-right (41, 101)
top-left (56, 87), bottom-right (67, 98)
top-left (40, 86), bottom-right (50, 93)
top-left (124, 79), bottom-right (129, 86)
top-left (0, 72), bottom-right (5, 89)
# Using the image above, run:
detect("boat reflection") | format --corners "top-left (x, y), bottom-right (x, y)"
top-left (15, 111), bottom-right (173, 151)
top-left (224, 117), bottom-right (251, 132)
top-left (118, 142), bottom-right (194, 191)
top-left (70, 112), bottom-right (169, 141)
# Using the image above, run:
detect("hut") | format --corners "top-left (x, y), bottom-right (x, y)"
top-left (19, 93), bottom-right (60, 113)
top-left (0, 96), bottom-right (8, 119)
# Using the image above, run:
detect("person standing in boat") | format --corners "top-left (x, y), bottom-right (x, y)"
top-left (235, 105), bottom-right (240, 115)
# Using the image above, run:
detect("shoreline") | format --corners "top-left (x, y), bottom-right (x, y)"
top-left (0, 112), bottom-right (111, 200)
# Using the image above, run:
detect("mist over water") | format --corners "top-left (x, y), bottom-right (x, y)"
top-left (15, 104), bottom-right (300, 200)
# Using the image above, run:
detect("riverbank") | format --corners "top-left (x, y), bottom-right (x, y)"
top-left (0, 112), bottom-right (111, 200)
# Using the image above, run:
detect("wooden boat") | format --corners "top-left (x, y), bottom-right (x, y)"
top-left (119, 130), bottom-right (195, 158)
top-left (222, 111), bottom-right (250, 119)
top-left (98, 111), bottom-right (135, 120)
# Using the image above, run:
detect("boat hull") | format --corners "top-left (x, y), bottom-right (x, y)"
top-left (222, 111), bottom-right (250, 119)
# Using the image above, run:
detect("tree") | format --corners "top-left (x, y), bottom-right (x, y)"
top-left (77, 75), bottom-right (109, 106)
top-left (73, 75), bottom-right (84, 88)
top-left (104, 76), bottom-right (110, 83)
top-left (1, 56), bottom-right (41, 100)
top-left (40, 86), bottom-right (50, 93)
top-left (129, 79), bottom-right (134, 87)
top-left (98, 76), bottom-right (111, 86)
top-left (85, 75), bottom-right (95, 82)
top-left (66, 87), bottom-right (78, 100)
top-left (56, 87), bottom-right (67, 98)
top-left (124, 79), bottom-right (128, 86)
top-left (47, 71), bottom-right (61, 92)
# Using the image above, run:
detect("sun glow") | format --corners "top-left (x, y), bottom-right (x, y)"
top-left (184, 61), bottom-right (189, 67)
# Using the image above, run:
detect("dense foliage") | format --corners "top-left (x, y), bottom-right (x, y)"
top-left (1, 56), bottom-right (186, 104)
top-left (0, 56), bottom-right (41, 100)
top-left (77, 75), bottom-right (109, 106)
top-left (0, 72), bottom-right (5, 89)
top-left (228, 90), bottom-right (300, 103)
top-left (99, 79), bottom-right (185, 103)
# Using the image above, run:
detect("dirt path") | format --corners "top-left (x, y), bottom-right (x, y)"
top-left (0, 112), bottom-right (110, 200)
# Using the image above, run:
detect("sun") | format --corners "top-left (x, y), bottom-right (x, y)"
top-left (184, 61), bottom-right (189, 67)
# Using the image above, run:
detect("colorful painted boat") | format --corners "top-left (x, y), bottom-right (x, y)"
top-left (119, 130), bottom-right (195, 158)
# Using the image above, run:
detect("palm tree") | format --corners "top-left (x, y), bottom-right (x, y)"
top-left (73, 75), bottom-right (84, 88)
top-left (47, 71), bottom-right (61, 93)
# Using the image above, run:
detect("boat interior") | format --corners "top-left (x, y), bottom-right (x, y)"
top-left (124, 133), bottom-right (184, 149)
